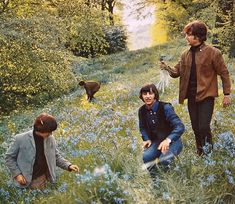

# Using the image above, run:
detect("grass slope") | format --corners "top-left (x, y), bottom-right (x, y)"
top-left (0, 40), bottom-right (234, 204)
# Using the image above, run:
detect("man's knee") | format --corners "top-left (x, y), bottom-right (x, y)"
top-left (170, 139), bottom-right (183, 156)
top-left (143, 150), bottom-right (160, 163)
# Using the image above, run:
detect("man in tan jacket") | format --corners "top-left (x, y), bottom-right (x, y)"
top-left (160, 20), bottom-right (232, 155)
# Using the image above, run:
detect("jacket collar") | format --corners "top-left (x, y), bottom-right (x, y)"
top-left (27, 130), bottom-right (35, 148)
top-left (187, 42), bottom-right (206, 54)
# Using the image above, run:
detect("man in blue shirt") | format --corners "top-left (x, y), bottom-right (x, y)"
top-left (138, 84), bottom-right (185, 176)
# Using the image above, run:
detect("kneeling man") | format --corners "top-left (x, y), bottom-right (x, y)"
top-left (138, 84), bottom-right (185, 177)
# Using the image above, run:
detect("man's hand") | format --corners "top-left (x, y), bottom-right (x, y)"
top-left (143, 140), bottom-right (152, 149)
top-left (69, 164), bottom-right (79, 172)
top-left (15, 174), bottom-right (27, 185)
top-left (159, 61), bottom-right (168, 71)
top-left (223, 95), bottom-right (232, 107)
top-left (158, 138), bottom-right (171, 154)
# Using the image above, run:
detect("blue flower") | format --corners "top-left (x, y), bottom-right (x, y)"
top-left (98, 187), bottom-right (106, 193)
top-left (0, 188), bottom-right (10, 199)
top-left (114, 197), bottom-right (125, 204)
top-left (58, 182), bottom-right (68, 193)
top-left (225, 169), bottom-right (235, 185)
top-left (162, 192), bottom-right (170, 200)
top-left (207, 174), bottom-right (215, 184)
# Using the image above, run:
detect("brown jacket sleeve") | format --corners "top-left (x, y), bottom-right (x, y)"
top-left (212, 50), bottom-right (231, 95)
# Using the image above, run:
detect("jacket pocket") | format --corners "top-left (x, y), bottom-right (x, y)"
top-left (198, 61), bottom-right (213, 77)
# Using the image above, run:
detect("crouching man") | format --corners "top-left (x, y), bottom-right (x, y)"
top-left (5, 113), bottom-right (79, 189)
top-left (138, 84), bottom-right (185, 177)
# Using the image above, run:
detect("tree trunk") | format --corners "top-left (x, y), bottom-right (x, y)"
top-left (107, 0), bottom-right (115, 25)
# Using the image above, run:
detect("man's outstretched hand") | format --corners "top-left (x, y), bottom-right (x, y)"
top-left (69, 164), bottom-right (79, 172)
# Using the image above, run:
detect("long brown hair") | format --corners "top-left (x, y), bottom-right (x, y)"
top-left (183, 20), bottom-right (207, 42)
top-left (34, 113), bottom-right (57, 133)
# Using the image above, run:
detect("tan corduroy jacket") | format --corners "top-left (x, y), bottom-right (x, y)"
top-left (167, 43), bottom-right (231, 104)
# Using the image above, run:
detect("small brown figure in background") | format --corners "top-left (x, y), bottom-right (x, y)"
top-left (79, 81), bottom-right (101, 102)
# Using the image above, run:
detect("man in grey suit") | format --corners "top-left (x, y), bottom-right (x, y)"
top-left (5, 113), bottom-right (79, 189)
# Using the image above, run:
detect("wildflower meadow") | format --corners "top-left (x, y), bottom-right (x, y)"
top-left (0, 40), bottom-right (234, 203)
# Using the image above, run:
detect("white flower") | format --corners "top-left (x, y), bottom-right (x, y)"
top-left (93, 166), bottom-right (107, 177)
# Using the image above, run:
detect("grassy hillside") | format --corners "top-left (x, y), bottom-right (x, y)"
top-left (0, 39), bottom-right (234, 203)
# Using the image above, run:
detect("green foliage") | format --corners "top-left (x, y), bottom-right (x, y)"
top-left (0, 0), bottom-right (46, 17)
top-left (147, 0), bottom-right (235, 56)
top-left (0, 39), bottom-right (234, 203)
top-left (212, 0), bottom-right (235, 57)
top-left (68, 18), bottom-right (109, 58)
top-left (155, 0), bottom-right (212, 37)
top-left (0, 15), bottom-right (77, 113)
top-left (157, 1), bottom-right (191, 35)
top-left (103, 25), bottom-right (128, 54)
top-left (214, 24), bottom-right (235, 57)
top-left (67, 21), bottom-right (128, 58)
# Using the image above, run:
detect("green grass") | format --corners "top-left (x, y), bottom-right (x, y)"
top-left (0, 39), bottom-right (234, 204)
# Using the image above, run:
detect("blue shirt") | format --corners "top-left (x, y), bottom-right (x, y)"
top-left (139, 101), bottom-right (185, 142)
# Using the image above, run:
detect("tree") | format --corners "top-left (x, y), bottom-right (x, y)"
top-left (139, 0), bottom-right (234, 56)
top-left (213, 0), bottom-right (235, 57)
top-left (0, 1), bottom-right (78, 113)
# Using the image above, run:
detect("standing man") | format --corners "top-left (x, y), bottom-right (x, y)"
top-left (160, 20), bottom-right (232, 155)
top-left (5, 113), bottom-right (79, 189)
top-left (138, 84), bottom-right (185, 177)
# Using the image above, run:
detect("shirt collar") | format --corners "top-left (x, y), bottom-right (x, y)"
top-left (145, 101), bottom-right (159, 112)
top-left (187, 42), bottom-right (206, 54)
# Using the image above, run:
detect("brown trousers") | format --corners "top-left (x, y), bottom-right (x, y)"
top-left (30, 174), bottom-right (47, 189)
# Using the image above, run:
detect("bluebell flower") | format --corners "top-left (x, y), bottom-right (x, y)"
top-left (42, 188), bottom-right (51, 194)
top-left (122, 174), bottom-right (131, 181)
top-left (131, 139), bottom-right (137, 152)
top-left (0, 188), bottom-right (10, 199)
top-left (204, 157), bottom-right (216, 167)
top-left (125, 128), bottom-right (131, 136)
top-left (70, 137), bottom-right (80, 146)
top-left (225, 169), bottom-right (235, 185)
top-left (70, 150), bottom-right (80, 157)
top-left (207, 174), bottom-right (215, 184)
top-left (85, 132), bottom-right (97, 142)
top-left (162, 192), bottom-right (170, 200)
top-left (113, 197), bottom-right (125, 204)
top-left (98, 187), bottom-right (106, 193)
top-left (58, 182), bottom-right (68, 193)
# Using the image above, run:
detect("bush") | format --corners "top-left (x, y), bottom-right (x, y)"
top-left (68, 25), bottom-right (127, 58)
top-left (104, 25), bottom-right (128, 54)
top-left (0, 17), bottom-right (77, 113)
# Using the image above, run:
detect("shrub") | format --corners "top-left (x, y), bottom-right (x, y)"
top-left (0, 17), bottom-right (77, 113)
top-left (68, 25), bottom-right (127, 58)
top-left (103, 25), bottom-right (128, 54)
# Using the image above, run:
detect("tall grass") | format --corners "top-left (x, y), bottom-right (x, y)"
top-left (0, 39), bottom-right (234, 203)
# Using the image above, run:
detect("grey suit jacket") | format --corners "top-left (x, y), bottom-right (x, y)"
top-left (5, 130), bottom-right (71, 187)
